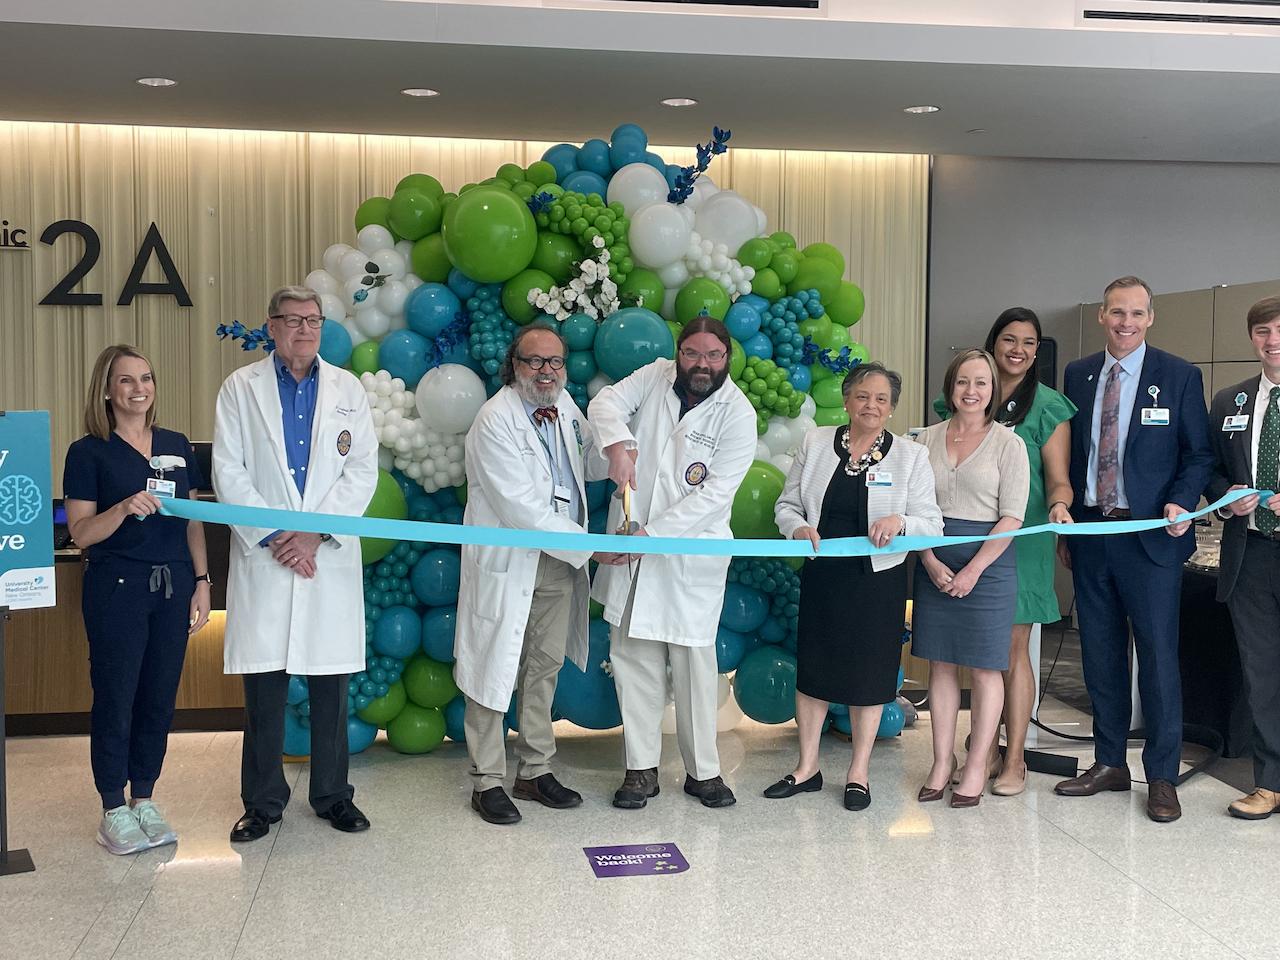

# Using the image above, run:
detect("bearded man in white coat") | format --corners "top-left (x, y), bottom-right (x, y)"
top-left (213, 285), bottom-right (378, 843)
top-left (455, 326), bottom-right (601, 825)
top-left (588, 317), bottom-right (757, 809)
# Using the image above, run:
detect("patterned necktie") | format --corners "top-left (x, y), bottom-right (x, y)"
top-left (532, 406), bottom-right (558, 426)
top-left (1257, 386), bottom-right (1280, 536)
top-left (1096, 363), bottom-right (1123, 513)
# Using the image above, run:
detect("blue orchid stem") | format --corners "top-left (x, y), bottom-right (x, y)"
top-left (669, 126), bottom-right (732, 204)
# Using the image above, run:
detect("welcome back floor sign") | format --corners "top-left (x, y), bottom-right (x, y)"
top-left (0, 411), bottom-right (55, 610)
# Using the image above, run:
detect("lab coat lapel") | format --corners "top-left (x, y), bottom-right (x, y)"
top-left (301, 361), bottom-right (336, 509)
top-left (505, 387), bottom-right (552, 480)
top-left (247, 357), bottom-right (299, 507)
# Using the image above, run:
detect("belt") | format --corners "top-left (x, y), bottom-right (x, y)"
top-left (1103, 508), bottom-right (1132, 520)
top-left (1246, 528), bottom-right (1280, 543)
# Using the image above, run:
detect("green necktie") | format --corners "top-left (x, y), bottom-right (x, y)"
top-left (1258, 386), bottom-right (1280, 536)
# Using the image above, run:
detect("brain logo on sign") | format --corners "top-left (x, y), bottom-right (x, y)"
top-left (0, 474), bottom-right (43, 526)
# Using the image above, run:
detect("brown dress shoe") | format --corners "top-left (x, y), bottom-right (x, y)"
top-left (1228, 788), bottom-right (1280, 821)
top-left (1054, 762), bottom-right (1131, 797)
top-left (1147, 779), bottom-right (1181, 822)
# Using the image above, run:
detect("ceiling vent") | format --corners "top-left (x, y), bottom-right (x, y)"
top-left (1079, 1), bottom-right (1280, 31)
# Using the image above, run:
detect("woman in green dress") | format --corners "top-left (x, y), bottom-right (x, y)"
top-left (933, 308), bottom-right (1075, 795)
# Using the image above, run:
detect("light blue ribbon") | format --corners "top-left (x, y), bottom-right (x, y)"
top-left (158, 488), bottom-right (1273, 559)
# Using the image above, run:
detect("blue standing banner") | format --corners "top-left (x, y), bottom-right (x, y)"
top-left (0, 410), bottom-right (55, 610)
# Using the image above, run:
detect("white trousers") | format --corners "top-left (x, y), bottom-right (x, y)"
top-left (609, 586), bottom-right (721, 780)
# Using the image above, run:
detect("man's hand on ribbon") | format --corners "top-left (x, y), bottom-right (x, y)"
top-left (1163, 502), bottom-right (1194, 538)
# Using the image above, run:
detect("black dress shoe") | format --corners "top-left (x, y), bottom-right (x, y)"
top-left (472, 787), bottom-right (522, 825)
top-left (843, 782), bottom-right (871, 811)
top-left (513, 773), bottom-right (583, 809)
top-left (683, 775), bottom-right (736, 808)
top-left (230, 809), bottom-right (280, 843)
top-left (318, 799), bottom-right (370, 833)
top-left (763, 771), bottom-right (824, 799)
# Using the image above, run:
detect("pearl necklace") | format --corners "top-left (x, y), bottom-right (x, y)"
top-left (842, 427), bottom-right (885, 477)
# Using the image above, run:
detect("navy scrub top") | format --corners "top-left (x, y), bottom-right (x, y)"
top-left (63, 428), bottom-right (205, 565)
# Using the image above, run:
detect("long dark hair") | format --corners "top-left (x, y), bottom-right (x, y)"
top-left (984, 307), bottom-right (1041, 428)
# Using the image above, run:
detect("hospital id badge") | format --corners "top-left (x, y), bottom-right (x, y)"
top-left (1141, 407), bottom-right (1170, 426)
top-left (553, 484), bottom-right (572, 514)
top-left (865, 470), bottom-right (893, 487)
top-left (146, 477), bottom-right (177, 499)
top-left (1222, 414), bottom-right (1249, 432)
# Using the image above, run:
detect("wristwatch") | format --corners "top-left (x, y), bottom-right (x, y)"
top-left (195, 573), bottom-right (213, 585)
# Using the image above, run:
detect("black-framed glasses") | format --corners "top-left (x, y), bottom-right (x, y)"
top-left (271, 314), bottom-right (324, 330)
top-left (679, 348), bottom-right (727, 363)
top-left (517, 355), bottom-right (565, 371)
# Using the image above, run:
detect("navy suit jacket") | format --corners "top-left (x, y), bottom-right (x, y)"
top-left (1063, 345), bottom-right (1213, 567)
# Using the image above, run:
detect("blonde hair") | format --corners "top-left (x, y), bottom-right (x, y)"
top-left (942, 348), bottom-right (1000, 424)
top-left (83, 344), bottom-right (157, 440)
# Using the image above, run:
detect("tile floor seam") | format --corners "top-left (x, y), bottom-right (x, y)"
top-left (101, 886), bottom-right (155, 960)
top-left (70, 832), bottom-right (149, 960)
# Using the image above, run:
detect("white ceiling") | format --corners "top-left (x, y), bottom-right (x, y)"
top-left (3, 1), bottom-right (1280, 162)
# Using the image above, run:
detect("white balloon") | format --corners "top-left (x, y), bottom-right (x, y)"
top-left (763, 419), bottom-right (793, 456)
top-left (344, 276), bottom-right (378, 313)
top-left (695, 190), bottom-right (759, 253)
top-left (629, 202), bottom-right (692, 270)
top-left (753, 205), bottom-right (768, 235)
top-left (377, 446), bottom-right (395, 471)
top-left (354, 307), bottom-right (391, 338)
top-left (657, 260), bottom-right (689, 289)
top-left (711, 252), bottom-right (729, 271)
top-left (378, 278), bottom-right (409, 317)
top-left (319, 292), bottom-right (347, 323)
top-left (323, 243), bottom-right (354, 276)
top-left (755, 440), bottom-right (772, 462)
top-left (716, 674), bottom-right (743, 732)
top-left (685, 177), bottom-right (720, 212)
top-left (606, 162), bottom-right (670, 218)
top-left (769, 453), bottom-right (795, 476)
top-left (800, 394), bottom-right (817, 419)
top-left (395, 238), bottom-right (414, 262)
top-left (586, 372), bottom-right (613, 399)
top-left (403, 274), bottom-right (424, 292)
top-left (370, 248), bottom-right (407, 281)
top-left (341, 317), bottom-right (368, 347)
top-left (304, 269), bottom-right (340, 298)
top-left (357, 224), bottom-right (396, 256)
top-left (415, 364), bottom-right (487, 434)
top-left (678, 204), bottom-right (696, 228)
top-left (339, 249), bottom-right (372, 282)
top-left (789, 415), bottom-right (818, 451)
top-left (660, 287), bottom-right (679, 323)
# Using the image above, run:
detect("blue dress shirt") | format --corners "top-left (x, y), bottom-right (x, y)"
top-left (521, 398), bottom-right (582, 524)
top-left (1086, 341), bottom-right (1146, 509)
top-left (277, 354), bottom-right (319, 496)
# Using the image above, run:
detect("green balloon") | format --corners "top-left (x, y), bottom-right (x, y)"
top-left (410, 233), bottom-right (451, 282)
top-left (818, 322), bottom-right (852, 352)
top-left (440, 191), bottom-right (458, 209)
top-left (814, 405), bottom-right (850, 427)
top-left (730, 338), bottom-right (745, 379)
top-left (751, 267), bottom-right (782, 301)
top-left (770, 249), bottom-right (799, 285)
top-left (530, 231), bottom-right (580, 284)
top-left (788, 257), bottom-right (841, 302)
top-left (354, 196), bottom-right (392, 232)
top-left (810, 362), bottom-right (832, 383)
top-left (350, 340), bottom-right (380, 376)
top-left (386, 703), bottom-right (446, 754)
top-left (802, 241), bottom-right (846, 277)
top-left (525, 160), bottom-right (558, 187)
top-left (402, 655), bottom-right (459, 709)
top-left (459, 182), bottom-right (478, 194)
top-left (361, 469), bottom-right (408, 565)
top-left (358, 679), bottom-right (407, 728)
top-left (441, 186), bottom-right (538, 283)
top-left (511, 181), bottom-right (536, 200)
top-left (675, 277), bottom-right (729, 324)
top-left (828, 280), bottom-right (866, 326)
top-left (589, 598), bottom-right (605, 619)
top-left (388, 188), bottom-right (443, 242)
top-left (618, 268), bottom-right (664, 310)
top-left (849, 342), bottom-right (870, 363)
top-left (737, 238), bottom-right (773, 271)
top-left (395, 173), bottom-right (444, 200)
top-left (770, 231), bottom-right (797, 250)
top-left (496, 162), bottom-right (525, 184)
top-left (797, 313), bottom-right (832, 344)
top-left (730, 461), bottom-right (786, 539)
top-left (502, 268), bottom-right (555, 325)
top-left (811, 377), bottom-right (844, 409)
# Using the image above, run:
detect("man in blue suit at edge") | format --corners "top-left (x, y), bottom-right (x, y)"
top-left (1054, 276), bottom-right (1213, 822)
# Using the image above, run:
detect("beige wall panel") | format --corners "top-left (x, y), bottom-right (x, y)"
top-left (1214, 280), bottom-right (1280, 363)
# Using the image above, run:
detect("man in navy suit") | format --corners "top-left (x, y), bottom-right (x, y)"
top-left (1055, 276), bottom-right (1212, 822)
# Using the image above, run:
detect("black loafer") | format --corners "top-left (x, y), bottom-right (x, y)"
top-left (472, 787), bottom-right (522, 825)
top-left (844, 782), bottom-right (871, 811)
top-left (513, 773), bottom-right (583, 809)
top-left (317, 799), bottom-right (370, 833)
top-left (764, 771), bottom-right (824, 799)
top-left (230, 809), bottom-right (280, 843)
top-left (683, 775), bottom-right (737, 808)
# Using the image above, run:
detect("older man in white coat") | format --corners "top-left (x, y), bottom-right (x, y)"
top-left (589, 316), bottom-right (757, 809)
top-left (213, 285), bottom-right (377, 843)
top-left (455, 326), bottom-right (600, 825)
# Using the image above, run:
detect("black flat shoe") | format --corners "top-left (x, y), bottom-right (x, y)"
top-left (230, 809), bottom-right (280, 843)
top-left (472, 787), bottom-right (522, 825)
top-left (844, 782), bottom-right (871, 811)
top-left (763, 771), bottom-right (824, 799)
top-left (318, 799), bottom-right (370, 833)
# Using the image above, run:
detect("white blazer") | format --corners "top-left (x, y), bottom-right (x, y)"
top-left (213, 355), bottom-right (378, 675)
top-left (588, 358), bottom-right (757, 647)
top-left (774, 426), bottom-right (944, 570)
top-left (453, 386), bottom-right (599, 711)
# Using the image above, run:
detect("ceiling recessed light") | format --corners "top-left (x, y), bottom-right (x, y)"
top-left (661, 97), bottom-right (698, 108)
top-left (903, 104), bottom-right (941, 114)
top-left (400, 87), bottom-right (440, 98)
top-left (136, 77), bottom-right (177, 88)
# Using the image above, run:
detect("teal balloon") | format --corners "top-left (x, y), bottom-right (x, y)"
top-left (410, 549), bottom-right (461, 606)
top-left (593, 306), bottom-right (675, 381)
top-left (561, 312), bottom-right (597, 351)
top-left (551, 620), bottom-right (621, 730)
top-left (566, 350), bottom-right (597, 384)
top-left (732, 646), bottom-right (798, 724)
top-left (421, 605), bottom-right (457, 664)
top-left (318, 318), bottom-right (353, 366)
top-left (719, 583), bottom-right (769, 634)
top-left (373, 605), bottom-right (421, 659)
top-left (440, 186), bottom-right (537, 283)
top-left (283, 709), bottom-right (311, 756)
top-left (347, 717), bottom-right (378, 754)
top-left (877, 700), bottom-right (906, 739)
top-left (443, 694), bottom-right (467, 743)
top-left (715, 626), bottom-right (749, 673)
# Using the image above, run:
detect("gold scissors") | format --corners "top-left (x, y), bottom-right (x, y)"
top-left (619, 484), bottom-right (638, 579)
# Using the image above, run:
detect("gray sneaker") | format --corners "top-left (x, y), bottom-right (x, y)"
top-left (133, 800), bottom-right (177, 847)
top-left (97, 805), bottom-right (151, 855)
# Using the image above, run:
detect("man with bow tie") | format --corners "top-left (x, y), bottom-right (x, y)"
top-left (454, 326), bottom-right (603, 825)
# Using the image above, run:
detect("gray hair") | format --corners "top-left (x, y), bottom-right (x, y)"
top-left (500, 325), bottom-right (566, 386)
top-left (268, 284), bottom-right (322, 317)
top-left (841, 361), bottom-right (902, 407)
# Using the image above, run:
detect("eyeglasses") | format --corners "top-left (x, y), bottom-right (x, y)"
top-left (517, 355), bottom-right (565, 371)
top-left (271, 314), bottom-right (324, 330)
top-left (679, 348), bottom-right (727, 363)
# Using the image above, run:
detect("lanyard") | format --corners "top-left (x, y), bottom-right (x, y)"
top-left (532, 418), bottom-right (567, 499)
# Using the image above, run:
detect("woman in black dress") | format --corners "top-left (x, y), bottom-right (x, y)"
top-left (766, 364), bottom-right (943, 809)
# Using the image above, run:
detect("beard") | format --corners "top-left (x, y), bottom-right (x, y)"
top-left (514, 370), bottom-right (564, 407)
top-left (676, 361), bottom-right (729, 399)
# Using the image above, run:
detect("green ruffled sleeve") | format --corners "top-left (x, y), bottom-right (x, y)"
top-left (1030, 385), bottom-right (1077, 446)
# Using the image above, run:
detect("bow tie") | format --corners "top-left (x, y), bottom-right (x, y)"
top-left (533, 406), bottom-right (559, 426)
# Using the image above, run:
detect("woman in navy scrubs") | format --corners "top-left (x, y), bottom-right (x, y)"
top-left (63, 344), bottom-right (211, 855)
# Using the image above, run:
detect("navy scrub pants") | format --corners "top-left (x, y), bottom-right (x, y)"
top-left (82, 558), bottom-right (194, 809)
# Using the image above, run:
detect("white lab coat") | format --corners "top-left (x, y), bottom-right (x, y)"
top-left (453, 386), bottom-right (600, 711)
top-left (213, 355), bottom-right (378, 675)
top-left (588, 358), bottom-right (757, 647)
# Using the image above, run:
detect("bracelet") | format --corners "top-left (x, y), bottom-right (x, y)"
top-left (195, 573), bottom-right (213, 585)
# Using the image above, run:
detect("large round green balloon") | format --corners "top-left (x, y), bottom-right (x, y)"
top-left (350, 340), bottom-right (380, 376)
top-left (441, 186), bottom-right (538, 283)
top-left (770, 231), bottom-right (797, 250)
top-left (751, 267), bottom-right (782, 301)
top-left (811, 376), bottom-right (844, 409)
top-left (849, 342), bottom-right (870, 363)
top-left (770, 249), bottom-right (799, 286)
top-left (730, 461), bottom-right (785, 540)
top-left (802, 241), bottom-right (846, 277)
top-left (396, 173), bottom-right (444, 200)
top-left (402, 655), bottom-right (459, 709)
top-left (361, 469), bottom-right (408, 565)
top-left (814, 405), bottom-right (850, 427)
top-left (496, 162), bottom-right (525, 185)
top-left (358, 679), bottom-right (406, 728)
top-left (675, 278), bottom-right (729, 324)
top-left (502, 268), bottom-right (554, 325)
top-left (618, 268), bottom-right (664, 311)
top-left (810, 362), bottom-right (832, 383)
top-left (828, 281), bottom-right (866, 326)
top-left (730, 338), bottom-right (745, 380)
top-left (736, 238), bottom-right (773, 271)
top-left (593, 307), bottom-right (675, 380)
top-left (787, 257), bottom-right (841, 302)
top-left (530, 232), bottom-right (580, 284)
top-left (525, 160), bottom-right (558, 188)
top-left (733, 646), bottom-right (798, 724)
top-left (818, 322), bottom-right (852, 352)
top-left (410, 233), bottom-right (451, 282)
top-left (386, 703), bottom-right (446, 754)
top-left (354, 196), bottom-right (392, 233)
top-left (797, 313), bottom-right (832, 344)
top-left (388, 188), bottom-right (442, 242)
